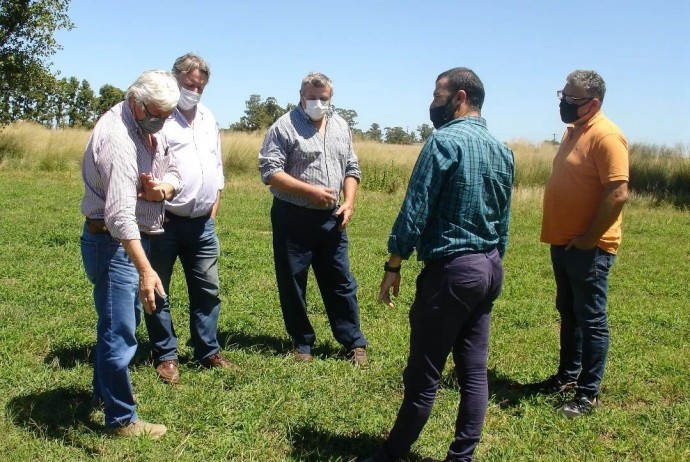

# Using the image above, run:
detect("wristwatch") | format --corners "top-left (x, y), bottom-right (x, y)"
top-left (384, 261), bottom-right (401, 273)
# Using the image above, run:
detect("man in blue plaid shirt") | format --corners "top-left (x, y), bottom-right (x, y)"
top-left (364, 67), bottom-right (514, 462)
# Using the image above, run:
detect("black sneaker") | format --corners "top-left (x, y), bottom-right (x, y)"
top-left (527, 374), bottom-right (577, 395)
top-left (559, 393), bottom-right (599, 418)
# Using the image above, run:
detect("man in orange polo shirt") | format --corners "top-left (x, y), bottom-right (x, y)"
top-left (533, 70), bottom-right (629, 418)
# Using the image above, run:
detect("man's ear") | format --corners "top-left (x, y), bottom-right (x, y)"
top-left (454, 89), bottom-right (468, 106)
top-left (590, 98), bottom-right (602, 112)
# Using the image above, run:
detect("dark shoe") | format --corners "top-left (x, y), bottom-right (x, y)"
top-left (106, 419), bottom-right (167, 439)
top-left (527, 374), bottom-right (576, 395)
top-left (350, 347), bottom-right (369, 368)
top-left (292, 349), bottom-right (314, 363)
top-left (91, 395), bottom-right (104, 410)
top-left (155, 359), bottom-right (180, 385)
top-left (559, 393), bottom-right (599, 418)
top-left (357, 453), bottom-right (404, 462)
top-left (200, 353), bottom-right (239, 370)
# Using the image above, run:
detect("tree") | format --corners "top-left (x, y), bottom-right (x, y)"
top-left (95, 84), bottom-right (125, 117)
top-left (334, 107), bottom-right (358, 130)
top-left (365, 123), bottom-right (382, 142)
top-left (384, 126), bottom-right (416, 145)
top-left (74, 79), bottom-right (96, 128)
top-left (417, 123), bottom-right (433, 142)
top-left (0, 0), bottom-right (74, 125)
top-left (228, 94), bottom-right (288, 132)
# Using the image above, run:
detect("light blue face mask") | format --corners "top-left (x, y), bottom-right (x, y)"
top-left (137, 103), bottom-right (167, 134)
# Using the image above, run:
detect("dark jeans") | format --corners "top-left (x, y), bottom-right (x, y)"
top-left (271, 198), bottom-right (366, 354)
top-left (379, 249), bottom-right (503, 462)
top-left (145, 213), bottom-right (222, 362)
top-left (551, 245), bottom-right (615, 397)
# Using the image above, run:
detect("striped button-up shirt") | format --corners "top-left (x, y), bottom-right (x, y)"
top-left (81, 101), bottom-right (182, 240)
top-left (258, 105), bottom-right (361, 209)
top-left (388, 116), bottom-right (514, 261)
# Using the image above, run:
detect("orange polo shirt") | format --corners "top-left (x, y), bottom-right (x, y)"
top-left (541, 111), bottom-right (628, 254)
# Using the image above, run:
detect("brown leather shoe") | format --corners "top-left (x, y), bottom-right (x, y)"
top-left (155, 359), bottom-right (180, 385)
top-left (200, 353), bottom-right (239, 370)
top-left (350, 347), bottom-right (369, 368)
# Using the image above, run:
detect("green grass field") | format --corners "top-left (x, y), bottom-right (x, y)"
top-left (0, 171), bottom-right (688, 461)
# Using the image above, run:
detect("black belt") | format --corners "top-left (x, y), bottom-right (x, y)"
top-left (165, 212), bottom-right (211, 221)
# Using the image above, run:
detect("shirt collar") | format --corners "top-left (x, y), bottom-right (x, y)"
top-left (442, 115), bottom-right (487, 129)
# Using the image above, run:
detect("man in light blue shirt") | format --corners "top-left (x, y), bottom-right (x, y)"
top-left (259, 72), bottom-right (368, 366)
top-left (145, 53), bottom-right (235, 386)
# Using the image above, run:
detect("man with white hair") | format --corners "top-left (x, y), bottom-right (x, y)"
top-left (145, 53), bottom-right (233, 386)
top-left (80, 69), bottom-right (181, 438)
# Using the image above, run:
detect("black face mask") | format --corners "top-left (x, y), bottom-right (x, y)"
top-left (429, 97), bottom-right (456, 129)
top-left (559, 99), bottom-right (582, 124)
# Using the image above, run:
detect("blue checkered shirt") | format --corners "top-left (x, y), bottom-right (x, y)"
top-left (388, 116), bottom-right (514, 260)
top-left (258, 105), bottom-right (360, 209)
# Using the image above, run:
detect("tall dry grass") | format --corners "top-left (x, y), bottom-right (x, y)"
top-left (0, 122), bottom-right (90, 171)
top-left (2, 122), bottom-right (689, 202)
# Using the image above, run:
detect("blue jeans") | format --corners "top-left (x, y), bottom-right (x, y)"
top-left (145, 213), bottom-right (221, 363)
top-left (271, 198), bottom-right (366, 354)
top-left (379, 250), bottom-right (503, 462)
top-left (80, 223), bottom-right (147, 428)
top-left (551, 245), bottom-right (615, 397)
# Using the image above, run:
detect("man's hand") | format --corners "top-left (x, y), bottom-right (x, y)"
top-left (138, 268), bottom-right (166, 315)
top-left (335, 201), bottom-right (354, 230)
top-left (565, 236), bottom-right (598, 250)
top-left (307, 186), bottom-right (338, 209)
top-left (137, 172), bottom-right (166, 202)
top-left (378, 271), bottom-right (401, 308)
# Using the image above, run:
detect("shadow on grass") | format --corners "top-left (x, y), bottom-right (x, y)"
top-left (6, 386), bottom-right (103, 456)
top-left (43, 334), bottom-right (188, 369)
top-left (217, 328), bottom-right (344, 360)
top-left (439, 367), bottom-right (542, 409)
top-left (289, 425), bottom-right (426, 462)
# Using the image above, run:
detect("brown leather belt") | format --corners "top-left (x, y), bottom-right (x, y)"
top-left (86, 218), bottom-right (109, 234)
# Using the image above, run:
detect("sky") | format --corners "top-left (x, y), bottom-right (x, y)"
top-left (50, 0), bottom-right (689, 145)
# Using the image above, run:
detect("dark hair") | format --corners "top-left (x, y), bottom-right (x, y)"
top-left (437, 67), bottom-right (485, 110)
top-left (566, 70), bottom-right (606, 102)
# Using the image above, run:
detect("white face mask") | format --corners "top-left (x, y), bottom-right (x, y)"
top-left (178, 87), bottom-right (201, 110)
top-left (304, 99), bottom-right (329, 120)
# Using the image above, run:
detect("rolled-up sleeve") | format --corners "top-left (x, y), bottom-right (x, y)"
top-left (344, 134), bottom-right (361, 181)
top-left (258, 125), bottom-right (287, 185)
top-left (161, 146), bottom-right (183, 196)
top-left (215, 127), bottom-right (225, 190)
top-left (100, 135), bottom-right (141, 240)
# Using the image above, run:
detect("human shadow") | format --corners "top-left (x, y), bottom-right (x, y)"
top-left (43, 334), bottom-right (186, 369)
top-left (6, 386), bottom-right (103, 456)
top-left (289, 425), bottom-right (425, 462)
top-left (438, 367), bottom-right (537, 409)
top-left (217, 328), bottom-right (343, 360)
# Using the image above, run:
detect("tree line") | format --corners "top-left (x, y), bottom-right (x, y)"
top-left (227, 94), bottom-right (433, 144)
top-left (1, 0), bottom-right (431, 143)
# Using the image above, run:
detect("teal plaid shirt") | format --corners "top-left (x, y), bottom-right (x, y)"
top-left (388, 116), bottom-right (514, 261)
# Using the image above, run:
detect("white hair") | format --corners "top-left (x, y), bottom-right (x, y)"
top-left (125, 70), bottom-right (180, 111)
